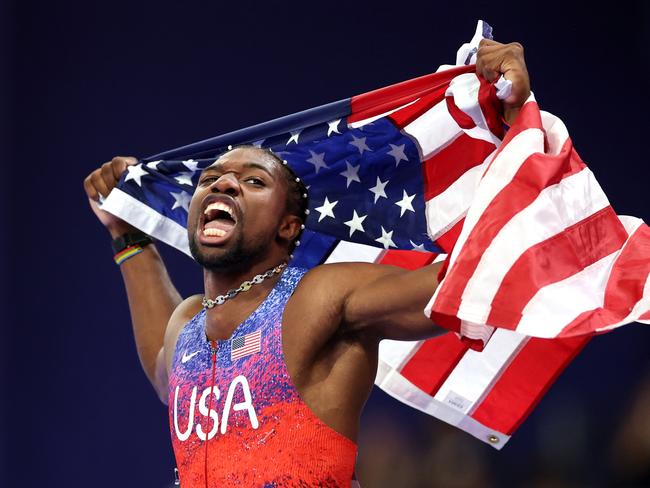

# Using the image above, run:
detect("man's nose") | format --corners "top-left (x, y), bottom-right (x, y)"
top-left (211, 173), bottom-right (240, 196)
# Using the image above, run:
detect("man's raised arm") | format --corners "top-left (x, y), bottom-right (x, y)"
top-left (293, 262), bottom-right (446, 343)
top-left (83, 156), bottom-right (182, 402)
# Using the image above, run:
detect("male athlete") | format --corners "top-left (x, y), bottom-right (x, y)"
top-left (84, 40), bottom-right (530, 486)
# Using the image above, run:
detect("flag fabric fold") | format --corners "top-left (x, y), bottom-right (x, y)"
top-left (101, 20), bottom-right (648, 448)
top-left (425, 94), bottom-right (650, 344)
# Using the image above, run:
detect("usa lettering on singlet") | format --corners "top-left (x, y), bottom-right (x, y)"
top-left (168, 267), bottom-right (358, 487)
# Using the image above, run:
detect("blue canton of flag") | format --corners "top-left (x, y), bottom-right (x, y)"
top-left (271, 117), bottom-right (434, 255)
top-left (104, 97), bottom-right (443, 268)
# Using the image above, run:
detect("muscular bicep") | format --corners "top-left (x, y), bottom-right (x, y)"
top-left (341, 261), bottom-right (445, 341)
top-left (154, 295), bottom-right (203, 405)
top-left (154, 347), bottom-right (168, 404)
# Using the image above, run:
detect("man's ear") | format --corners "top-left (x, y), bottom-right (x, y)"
top-left (278, 214), bottom-right (303, 243)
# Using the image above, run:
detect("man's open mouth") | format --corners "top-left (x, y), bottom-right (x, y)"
top-left (202, 201), bottom-right (238, 238)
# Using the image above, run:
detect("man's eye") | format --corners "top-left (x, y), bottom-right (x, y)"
top-left (200, 176), bottom-right (218, 185)
top-left (246, 177), bottom-right (265, 186)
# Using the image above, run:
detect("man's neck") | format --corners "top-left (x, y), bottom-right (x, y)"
top-left (202, 254), bottom-right (288, 300)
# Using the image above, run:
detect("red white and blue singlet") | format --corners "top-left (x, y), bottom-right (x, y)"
top-left (169, 267), bottom-right (358, 487)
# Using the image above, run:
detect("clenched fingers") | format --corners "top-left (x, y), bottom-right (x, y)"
top-left (475, 39), bottom-right (530, 108)
top-left (83, 156), bottom-right (138, 201)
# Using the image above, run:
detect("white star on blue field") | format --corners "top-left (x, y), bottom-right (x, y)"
top-left (118, 114), bottom-right (439, 255)
top-left (270, 117), bottom-right (435, 251)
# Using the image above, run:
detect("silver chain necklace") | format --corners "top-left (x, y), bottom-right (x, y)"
top-left (201, 262), bottom-right (287, 309)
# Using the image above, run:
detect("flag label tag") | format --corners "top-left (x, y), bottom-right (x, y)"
top-left (443, 390), bottom-right (472, 412)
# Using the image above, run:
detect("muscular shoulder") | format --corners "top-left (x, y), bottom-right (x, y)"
top-left (287, 262), bottom-right (404, 329)
top-left (168, 294), bottom-right (203, 331)
top-left (295, 262), bottom-right (405, 300)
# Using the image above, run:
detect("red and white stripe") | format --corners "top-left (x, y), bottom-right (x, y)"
top-left (324, 241), bottom-right (590, 449)
top-left (425, 93), bottom-right (650, 342)
top-left (349, 66), bottom-right (504, 255)
top-left (334, 63), bottom-right (648, 448)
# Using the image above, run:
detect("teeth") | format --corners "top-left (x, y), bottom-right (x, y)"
top-left (204, 202), bottom-right (233, 218)
top-left (203, 228), bottom-right (226, 237)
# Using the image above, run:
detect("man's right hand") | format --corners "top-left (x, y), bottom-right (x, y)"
top-left (83, 156), bottom-right (138, 238)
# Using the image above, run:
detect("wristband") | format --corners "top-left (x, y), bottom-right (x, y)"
top-left (111, 230), bottom-right (153, 255)
top-left (114, 245), bottom-right (144, 265)
top-left (111, 230), bottom-right (153, 266)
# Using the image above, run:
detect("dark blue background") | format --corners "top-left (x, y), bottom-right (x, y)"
top-left (2, 1), bottom-right (649, 486)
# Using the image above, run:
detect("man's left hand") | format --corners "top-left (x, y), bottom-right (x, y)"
top-left (476, 39), bottom-right (531, 125)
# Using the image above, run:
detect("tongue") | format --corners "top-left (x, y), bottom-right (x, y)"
top-left (204, 219), bottom-right (235, 232)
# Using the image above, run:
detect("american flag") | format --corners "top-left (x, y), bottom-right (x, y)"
top-left (426, 95), bottom-right (650, 344)
top-left (101, 21), bottom-right (649, 448)
top-left (231, 330), bottom-right (262, 361)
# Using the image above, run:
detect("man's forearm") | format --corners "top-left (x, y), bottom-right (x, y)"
top-left (118, 243), bottom-right (182, 387)
top-left (84, 156), bottom-right (183, 393)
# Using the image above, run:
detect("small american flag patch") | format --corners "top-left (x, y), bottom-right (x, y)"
top-left (231, 329), bottom-right (262, 361)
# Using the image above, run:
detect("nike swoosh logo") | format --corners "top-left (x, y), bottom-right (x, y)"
top-left (181, 350), bottom-right (200, 363)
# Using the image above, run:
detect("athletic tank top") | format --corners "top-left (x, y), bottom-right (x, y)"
top-left (168, 266), bottom-right (358, 487)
